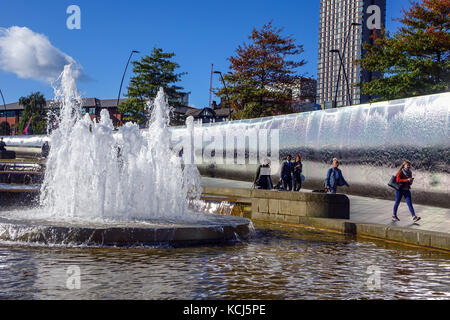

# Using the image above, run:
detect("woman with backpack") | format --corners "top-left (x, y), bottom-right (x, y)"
top-left (392, 160), bottom-right (421, 222)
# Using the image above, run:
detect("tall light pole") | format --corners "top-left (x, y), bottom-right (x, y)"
top-left (0, 89), bottom-right (8, 135)
top-left (213, 71), bottom-right (233, 120)
top-left (331, 22), bottom-right (361, 107)
top-left (117, 50), bottom-right (139, 113)
top-left (209, 64), bottom-right (214, 108)
top-left (330, 49), bottom-right (352, 107)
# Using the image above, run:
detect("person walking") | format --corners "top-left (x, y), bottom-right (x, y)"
top-left (325, 158), bottom-right (349, 194)
top-left (254, 159), bottom-right (273, 190)
top-left (281, 155), bottom-right (294, 191)
top-left (293, 154), bottom-right (303, 191)
top-left (392, 160), bottom-right (421, 222)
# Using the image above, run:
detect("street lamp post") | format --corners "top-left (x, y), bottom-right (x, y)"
top-left (0, 89), bottom-right (8, 135)
top-left (117, 50), bottom-right (140, 119)
top-left (330, 49), bottom-right (352, 107)
top-left (213, 71), bottom-right (233, 121)
top-left (331, 22), bottom-right (361, 107)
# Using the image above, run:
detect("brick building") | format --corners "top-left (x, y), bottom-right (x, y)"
top-left (0, 96), bottom-right (195, 135)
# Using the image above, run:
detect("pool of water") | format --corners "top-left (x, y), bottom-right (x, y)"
top-left (0, 222), bottom-right (448, 300)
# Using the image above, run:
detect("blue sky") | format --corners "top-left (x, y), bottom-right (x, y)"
top-left (0, 0), bottom-right (412, 108)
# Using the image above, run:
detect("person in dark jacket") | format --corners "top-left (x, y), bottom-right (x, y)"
top-left (293, 154), bottom-right (303, 191)
top-left (41, 141), bottom-right (50, 158)
top-left (392, 160), bottom-right (421, 222)
top-left (325, 158), bottom-right (349, 194)
top-left (254, 159), bottom-right (273, 190)
top-left (281, 155), bottom-right (294, 191)
top-left (0, 138), bottom-right (6, 151)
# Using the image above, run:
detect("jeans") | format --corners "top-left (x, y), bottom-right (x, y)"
top-left (328, 187), bottom-right (337, 194)
top-left (393, 189), bottom-right (416, 217)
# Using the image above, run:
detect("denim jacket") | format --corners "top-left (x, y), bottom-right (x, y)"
top-left (325, 168), bottom-right (348, 189)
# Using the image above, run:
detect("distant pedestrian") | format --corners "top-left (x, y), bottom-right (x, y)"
top-left (0, 138), bottom-right (6, 151)
top-left (254, 159), bottom-right (273, 190)
top-left (293, 154), bottom-right (303, 191)
top-left (325, 158), bottom-right (349, 194)
top-left (41, 141), bottom-right (50, 158)
top-left (281, 155), bottom-right (294, 191)
top-left (392, 160), bottom-right (421, 222)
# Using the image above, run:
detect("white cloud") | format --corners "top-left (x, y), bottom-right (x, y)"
top-left (0, 26), bottom-right (83, 83)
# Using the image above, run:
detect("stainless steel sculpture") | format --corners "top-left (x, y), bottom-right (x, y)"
top-left (178, 92), bottom-right (450, 207)
top-left (3, 92), bottom-right (449, 207)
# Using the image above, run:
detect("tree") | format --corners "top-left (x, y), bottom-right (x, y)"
top-left (18, 92), bottom-right (47, 135)
top-left (358, 0), bottom-right (449, 101)
top-left (216, 21), bottom-right (306, 120)
top-left (118, 48), bottom-right (186, 124)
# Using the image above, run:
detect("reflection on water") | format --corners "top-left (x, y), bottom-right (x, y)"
top-left (0, 222), bottom-right (449, 300)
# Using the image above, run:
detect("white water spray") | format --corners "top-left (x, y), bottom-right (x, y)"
top-left (39, 64), bottom-right (202, 221)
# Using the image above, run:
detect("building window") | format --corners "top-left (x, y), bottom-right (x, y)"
top-left (89, 107), bottom-right (96, 115)
top-left (0, 111), bottom-right (16, 117)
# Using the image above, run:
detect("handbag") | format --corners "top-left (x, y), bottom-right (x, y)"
top-left (388, 175), bottom-right (401, 190)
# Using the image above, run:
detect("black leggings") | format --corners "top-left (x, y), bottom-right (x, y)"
top-left (293, 173), bottom-right (302, 191)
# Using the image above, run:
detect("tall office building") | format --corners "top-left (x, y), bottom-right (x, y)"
top-left (317, 0), bottom-right (386, 108)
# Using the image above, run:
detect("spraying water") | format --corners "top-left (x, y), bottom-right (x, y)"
top-left (38, 64), bottom-right (202, 221)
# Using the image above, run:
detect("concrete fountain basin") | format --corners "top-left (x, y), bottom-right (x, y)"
top-left (0, 214), bottom-right (253, 247)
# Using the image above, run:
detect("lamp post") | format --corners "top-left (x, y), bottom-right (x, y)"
top-left (213, 71), bottom-right (233, 121)
top-left (330, 49), bottom-right (352, 107)
top-left (330, 22), bottom-right (361, 107)
top-left (117, 50), bottom-right (140, 114)
top-left (0, 89), bottom-right (8, 135)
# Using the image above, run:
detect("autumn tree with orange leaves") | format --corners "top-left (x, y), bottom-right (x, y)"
top-left (359, 0), bottom-right (449, 101)
top-left (216, 22), bottom-right (306, 119)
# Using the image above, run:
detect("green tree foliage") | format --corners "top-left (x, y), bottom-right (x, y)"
top-left (18, 92), bottom-right (47, 135)
top-left (359, 0), bottom-right (449, 101)
top-left (216, 21), bottom-right (306, 120)
top-left (118, 48), bottom-right (186, 124)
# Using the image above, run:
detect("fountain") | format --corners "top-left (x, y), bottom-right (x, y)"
top-left (2, 75), bottom-right (449, 208)
top-left (178, 92), bottom-right (449, 207)
top-left (0, 64), bottom-right (252, 247)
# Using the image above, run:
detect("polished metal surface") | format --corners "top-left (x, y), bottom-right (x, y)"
top-left (185, 93), bottom-right (450, 207)
top-left (3, 93), bottom-right (449, 207)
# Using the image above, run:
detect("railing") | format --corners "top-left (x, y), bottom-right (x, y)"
top-left (0, 159), bottom-right (44, 186)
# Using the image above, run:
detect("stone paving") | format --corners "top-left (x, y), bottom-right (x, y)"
top-left (201, 177), bottom-right (450, 235)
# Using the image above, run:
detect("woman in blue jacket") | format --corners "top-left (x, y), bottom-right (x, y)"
top-left (325, 158), bottom-right (350, 194)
